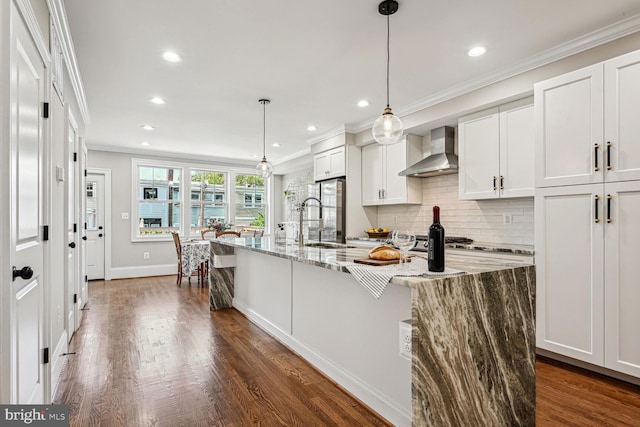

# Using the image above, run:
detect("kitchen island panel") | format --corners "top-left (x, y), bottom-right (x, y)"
top-left (412, 265), bottom-right (536, 427)
top-left (234, 249), bottom-right (293, 335)
top-left (292, 261), bottom-right (412, 421)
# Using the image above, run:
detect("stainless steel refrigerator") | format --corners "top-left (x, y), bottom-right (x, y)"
top-left (304, 178), bottom-right (346, 243)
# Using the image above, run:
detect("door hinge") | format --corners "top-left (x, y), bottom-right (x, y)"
top-left (84, 169), bottom-right (87, 177)
top-left (84, 222), bottom-right (87, 230)
top-left (73, 152), bottom-right (78, 162)
top-left (73, 294), bottom-right (77, 304)
top-left (73, 223), bottom-right (77, 233)
top-left (43, 347), bottom-right (49, 364)
top-left (43, 225), bottom-right (49, 241)
top-left (42, 102), bottom-right (49, 119)
top-left (85, 275), bottom-right (88, 283)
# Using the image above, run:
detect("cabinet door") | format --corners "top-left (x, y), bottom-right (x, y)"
top-left (534, 64), bottom-right (604, 187)
top-left (362, 144), bottom-right (384, 206)
top-left (314, 152), bottom-right (330, 181)
top-left (499, 100), bottom-right (534, 198)
top-left (535, 184), bottom-right (604, 365)
top-left (604, 180), bottom-right (640, 378)
top-left (328, 146), bottom-right (346, 178)
top-left (382, 141), bottom-right (409, 204)
top-left (458, 109), bottom-right (500, 200)
top-left (604, 50), bottom-right (640, 183)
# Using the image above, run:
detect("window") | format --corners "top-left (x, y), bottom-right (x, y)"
top-left (234, 174), bottom-right (265, 229)
top-left (190, 170), bottom-right (227, 236)
top-left (136, 165), bottom-right (181, 237)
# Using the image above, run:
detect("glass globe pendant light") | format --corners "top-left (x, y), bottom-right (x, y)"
top-left (256, 98), bottom-right (273, 178)
top-left (372, 0), bottom-right (403, 145)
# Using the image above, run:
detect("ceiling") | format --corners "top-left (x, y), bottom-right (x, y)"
top-left (64, 0), bottom-right (640, 165)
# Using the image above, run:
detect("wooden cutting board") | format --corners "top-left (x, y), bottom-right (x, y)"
top-left (353, 257), bottom-right (411, 266)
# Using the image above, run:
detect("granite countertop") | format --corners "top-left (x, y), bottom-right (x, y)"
top-left (347, 236), bottom-right (534, 256)
top-left (211, 237), bottom-right (533, 287)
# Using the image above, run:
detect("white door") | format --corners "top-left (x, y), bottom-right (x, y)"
top-left (9, 4), bottom-right (46, 403)
top-left (535, 184), bottom-right (604, 365)
top-left (361, 144), bottom-right (384, 206)
top-left (604, 180), bottom-right (640, 378)
top-left (604, 50), bottom-right (640, 183)
top-left (458, 108), bottom-right (500, 200)
top-left (534, 63), bottom-right (604, 188)
top-left (86, 173), bottom-right (105, 280)
top-left (79, 144), bottom-right (88, 307)
top-left (66, 119), bottom-right (79, 334)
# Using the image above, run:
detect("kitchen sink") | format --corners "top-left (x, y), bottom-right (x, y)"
top-left (304, 242), bottom-right (356, 249)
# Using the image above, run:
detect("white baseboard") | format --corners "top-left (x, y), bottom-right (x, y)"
top-left (50, 332), bottom-right (68, 401)
top-left (232, 300), bottom-right (411, 427)
top-left (109, 264), bottom-right (176, 280)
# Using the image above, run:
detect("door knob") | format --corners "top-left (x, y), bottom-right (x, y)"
top-left (12, 266), bottom-right (33, 281)
top-left (98, 226), bottom-right (103, 230)
top-left (82, 236), bottom-right (87, 241)
top-left (98, 234), bottom-right (103, 238)
top-left (68, 242), bottom-right (76, 248)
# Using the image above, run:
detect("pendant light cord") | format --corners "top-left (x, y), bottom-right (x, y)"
top-left (262, 101), bottom-right (266, 158)
top-left (386, 13), bottom-right (390, 108)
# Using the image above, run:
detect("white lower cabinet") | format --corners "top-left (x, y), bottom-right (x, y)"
top-left (536, 181), bottom-right (640, 378)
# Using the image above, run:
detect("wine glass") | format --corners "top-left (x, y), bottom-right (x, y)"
top-left (391, 230), bottom-right (416, 270)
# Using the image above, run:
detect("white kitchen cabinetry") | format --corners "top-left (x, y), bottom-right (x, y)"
top-left (536, 181), bottom-right (640, 378)
top-left (361, 135), bottom-right (422, 206)
top-left (535, 49), bottom-right (640, 188)
top-left (314, 146), bottom-right (345, 181)
top-left (458, 98), bottom-right (534, 200)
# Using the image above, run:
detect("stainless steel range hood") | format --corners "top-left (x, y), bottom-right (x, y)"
top-left (399, 126), bottom-right (458, 177)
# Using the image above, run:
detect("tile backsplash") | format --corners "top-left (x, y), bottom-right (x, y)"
top-left (377, 174), bottom-right (534, 246)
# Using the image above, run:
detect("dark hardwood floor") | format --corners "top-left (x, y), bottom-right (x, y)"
top-left (54, 276), bottom-right (640, 426)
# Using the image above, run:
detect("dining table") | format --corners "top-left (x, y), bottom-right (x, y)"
top-left (180, 239), bottom-right (211, 283)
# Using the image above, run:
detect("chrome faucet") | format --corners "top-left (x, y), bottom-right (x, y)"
top-left (298, 197), bottom-right (322, 247)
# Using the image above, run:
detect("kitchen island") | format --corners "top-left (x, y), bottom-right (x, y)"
top-left (208, 237), bottom-right (535, 427)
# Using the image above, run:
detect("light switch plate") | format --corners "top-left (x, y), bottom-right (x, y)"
top-left (121, 212), bottom-right (129, 220)
top-left (56, 165), bottom-right (65, 182)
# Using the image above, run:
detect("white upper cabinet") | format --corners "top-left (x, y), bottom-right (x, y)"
top-left (458, 98), bottom-right (534, 200)
top-left (314, 146), bottom-right (345, 181)
top-left (604, 50), bottom-right (640, 183)
top-left (536, 49), bottom-right (640, 187)
top-left (361, 135), bottom-right (422, 206)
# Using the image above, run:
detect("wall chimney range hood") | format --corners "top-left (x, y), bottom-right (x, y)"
top-left (399, 126), bottom-right (458, 177)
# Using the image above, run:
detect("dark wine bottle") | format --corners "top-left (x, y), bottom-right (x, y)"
top-left (428, 205), bottom-right (445, 272)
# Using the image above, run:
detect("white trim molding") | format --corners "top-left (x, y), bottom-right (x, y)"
top-left (47, 0), bottom-right (90, 125)
top-left (110, 264), bottom-right (176, 280)
top-left (13, 0), bottom-right (51, 65)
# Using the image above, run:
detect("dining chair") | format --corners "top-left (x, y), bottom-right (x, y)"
top-left (201, 229), bottom-right (217, 240)
top-left (216, 230), bottom-right (241, 238)
top-left (171, 231), bottom-right (204, 287)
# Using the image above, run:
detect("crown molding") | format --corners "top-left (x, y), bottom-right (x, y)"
top-left (48, 0), bottom-right (90, 125)
top-left (14, 0), bottom-right (51, 65)
top-left (87, 143), bottom-right (259, 168)
top-left (305, 125), bottom-right (348, 146)
top-left (271, 148), bottom-right (312, 166)
top-left (347, 12), bottom-right (640, 134)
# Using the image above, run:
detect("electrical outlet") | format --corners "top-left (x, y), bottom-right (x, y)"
top-left (503, 213), bottom-right (512, 224)
top-left (393, 216), bottom-right (398, 224)
top-left (399, 319), bottom-right (412, 360)
top-left (143, 252), bottom-right (150, 259)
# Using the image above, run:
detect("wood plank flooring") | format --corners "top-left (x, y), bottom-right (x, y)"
top-left (53, 276), bottom-right (391, 426)
top-left (54, 275), bottom-right (640, 426)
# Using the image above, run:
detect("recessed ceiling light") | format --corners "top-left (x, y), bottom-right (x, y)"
top-left (467, 46), bottom-right (487, 57)
top-left (162, 51), bottom-right (182, 62)
top-left (251, 154), bottom-right (260, 158)
top-left (141, 125), bottom-right (154, 130)
top-left (307, 125), bottom-right (317, 131)
top-left (150, 97), bottom-right (166, 105)
top-left (357, 100), bottom-right (370, 107)
top-left (140, 141), bottom-right (150, 146)
top-left (272, 143), bottom-right (281, 147)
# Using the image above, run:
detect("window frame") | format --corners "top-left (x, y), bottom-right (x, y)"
top-left (131, 158), bottom-right (271, 242)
